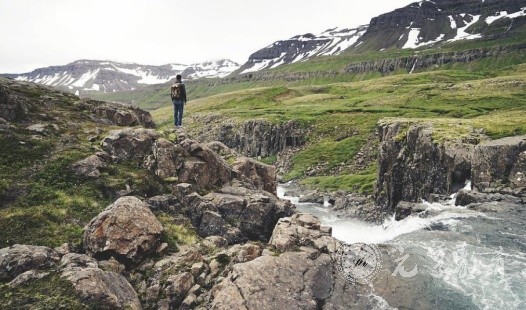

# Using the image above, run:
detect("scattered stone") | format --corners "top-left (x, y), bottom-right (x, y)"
top-left (165, 272), bottom-right (195, 308)
top-left (72, 152), bottom-right (108, 178)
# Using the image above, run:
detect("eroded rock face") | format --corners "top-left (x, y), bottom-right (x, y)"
top-left (375, 122), bottom-right (476, 211)
top-left (62, 267), bottom-right (142, 310)
top-left (83, 196), bottom-right (163, 266)
top-left (196, 119), bottom-right (306, 158)
top-left (187, 188), bottom-right (294, 243)
top-left (472, 135), bottom-right (526, 191)
top-left (0, 244), bottom-right (60, 280)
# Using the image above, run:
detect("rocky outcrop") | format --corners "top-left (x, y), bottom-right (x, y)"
top-left (163, 184), bottom-right (295, 244)
top-left (375, 121), bottom-right (476, 211)
top-left (61, 267), bottom-right (142, 310)
top-left (211, 251), bottom-right (334, 310)
top-left (344, 46), bottom-right (525, 75)
top-left (195, 119), bottom-right (306, 157)
top-left (233, 157), bottom-right (276, 194)
top-left (88, 99), bottom-right (155, 128)
top-left (269, 213), bottom-right (334, 253)
top-left (83, 196), bottom-right (164, 266)
top-left (0, 244), bottom-right (60, 280)
top-left (472, 135), bottom-right (526, 191)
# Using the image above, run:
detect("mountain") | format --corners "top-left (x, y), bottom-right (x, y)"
top-left (4, 59), bottom-right (240, 94)
top-left (237, 0), bottom-right (526, 74)
top-left (236, 26), bottom-right (368, 74)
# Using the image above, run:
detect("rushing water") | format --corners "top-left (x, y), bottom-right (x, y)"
top-left (277, 182), bottom-right (526, 310)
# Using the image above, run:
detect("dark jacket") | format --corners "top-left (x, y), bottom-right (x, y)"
top-left (171, 82), bottom-right (187, 102)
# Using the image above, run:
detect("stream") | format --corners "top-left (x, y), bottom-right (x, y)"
top-left (277, 182), bottom-right (526, 310)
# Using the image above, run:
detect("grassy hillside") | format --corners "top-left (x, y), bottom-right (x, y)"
top-left (151, 63), bottom-right (526, 193)
top-left (89, 25), bottom-right (526, 111)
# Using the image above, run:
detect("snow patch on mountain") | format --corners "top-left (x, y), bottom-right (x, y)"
top-left (11, 59), bottom-right (239, 94)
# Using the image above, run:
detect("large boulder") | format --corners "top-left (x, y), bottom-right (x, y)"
top-left (83, 196), bottom-right (163, 266)
top-left (233, 157), bottom-right (277, 194)
top-left (0, 244), bottom-right (60, 280)
top-left (472, 135), bottom-right (526, 191)
top-left (178, 139), bottom-right (237, 190)
top-left (61, 267), bottom-right (142, 310)
top-left (164, 186), bottom-right (294, 244)
top-left (211, 252), bottom-right (334, 310)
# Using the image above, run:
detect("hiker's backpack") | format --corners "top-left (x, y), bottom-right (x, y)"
top-left (171, 82), bottom-right (183, 100)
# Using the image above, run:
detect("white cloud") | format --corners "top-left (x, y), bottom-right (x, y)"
top-left (0, 0), bottom-right (416, 73)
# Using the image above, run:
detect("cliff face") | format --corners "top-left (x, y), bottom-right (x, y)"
top-left (193, 118), bottom-right (307, 158)
top-left (375, 120), bottom-right (526, 211)
top-left (375, 121), bottom-right (476, 210)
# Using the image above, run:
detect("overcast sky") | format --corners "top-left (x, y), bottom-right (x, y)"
top-left (0, 0), bottom-right (417, 73)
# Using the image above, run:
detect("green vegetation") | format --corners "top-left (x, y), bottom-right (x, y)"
top-left (157, 212), bottom-right (200, 252)
top-left (150, 61), bottom-right (526, 192)
top-left (0, 273), bottom-right (89, 310)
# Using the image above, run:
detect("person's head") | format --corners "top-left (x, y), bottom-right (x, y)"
top-left (176, 74), bottom-right (182, 82)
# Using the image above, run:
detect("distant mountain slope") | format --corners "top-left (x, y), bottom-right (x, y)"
top-left (236, 26), bottom-right (368, 74)
top-left (237, 0), bottom-right (526, 74)
top-left (4, 59), bottom-right (239, 94)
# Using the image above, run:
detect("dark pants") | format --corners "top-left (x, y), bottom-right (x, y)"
top-left (172, 99), bottom-right (184, 126)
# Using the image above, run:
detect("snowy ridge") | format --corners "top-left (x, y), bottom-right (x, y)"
top-left (239, 25), bottom-right (368, 74)
top-left (11, 59), bottom-right (240, 94)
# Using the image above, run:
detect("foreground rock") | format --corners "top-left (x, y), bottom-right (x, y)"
top-left (160, 184), bottom-right (295, 244)
top-left (62, 267), bottom-right (142, 310)
top-left (0, 244), bottom-right (60, 280)
top-left (83, 196), bottom-right (163, 266)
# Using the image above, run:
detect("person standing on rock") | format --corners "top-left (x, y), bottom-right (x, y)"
top-left (171, 74), bottom-right (187, 127)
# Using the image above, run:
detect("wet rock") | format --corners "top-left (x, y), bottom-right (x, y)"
top-left (62, 267), bottom-right (142, 310)
top-left (0, 244), bottom-right (60, 280)
top-left (375, 121), bottom-right (478, 211)
top-left (298, 191), bottom-right (324, 204)
top-left (395, 201), bottom-right (428, 220)
top-left (455, 189), bottom-right (523, 206)
top-left (83, 196), bottom-right (163, 266)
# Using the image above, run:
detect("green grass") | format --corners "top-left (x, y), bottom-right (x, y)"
top-left (300, 165), bottom-right (378, 194)
top-left (149, 61), bottom-right (526, 191)
top-left (0, 273), bottom-right (90, 310)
